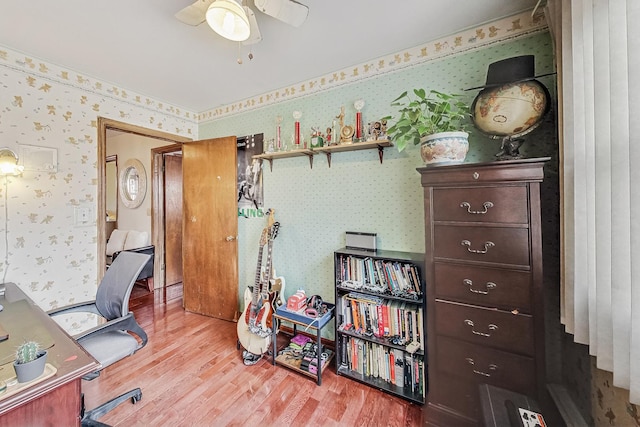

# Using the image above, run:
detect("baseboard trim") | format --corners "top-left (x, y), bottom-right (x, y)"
top-left (547, 383), bottom-right (589, 427)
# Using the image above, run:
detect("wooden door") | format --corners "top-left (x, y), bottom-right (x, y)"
top-left (182, 137), bottom-right (238, 321)
top-left (164, 153), bottom-right (183, 287)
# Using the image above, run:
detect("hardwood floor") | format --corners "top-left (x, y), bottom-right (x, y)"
top-left (83, 285), bottom-right (423, 426)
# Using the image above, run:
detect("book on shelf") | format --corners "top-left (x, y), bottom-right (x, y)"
top-left (408, 264), bottom-right (422, 294)
top-left (340, 293), bottom-right (422, 340)
top-left (342, 335), bottom-right (424, 395)
top-left (394, 348), bottom-right (405, 388)
top-left (389, 350), bottom-right (396, 384)
top-left (392, 262), bottom-right (408, 292)
top-left (338, 254), bottom-right (422, 297)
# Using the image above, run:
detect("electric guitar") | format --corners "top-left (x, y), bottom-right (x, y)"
top-left (237, 210), bottom-right (282, 355)
top-left (260, 221), bottom-right (285, 332)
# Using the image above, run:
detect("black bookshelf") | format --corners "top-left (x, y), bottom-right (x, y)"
top-left (333, 248), bottom-right (426, 405)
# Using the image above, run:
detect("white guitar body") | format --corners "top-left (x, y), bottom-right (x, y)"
top-left (237, 286), bottom-right (271, 355)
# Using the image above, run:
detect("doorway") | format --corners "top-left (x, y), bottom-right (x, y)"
top-left (150, 145), bottom-right (184, 289)
top-left (97, 117), bottom-right (191, 289)
top-left (99, 119), bottom-right (240, 319)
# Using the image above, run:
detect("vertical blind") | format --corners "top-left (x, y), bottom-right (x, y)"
top-left (545, 0), bottom-right (640, 403)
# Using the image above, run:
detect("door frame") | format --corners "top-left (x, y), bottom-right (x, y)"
top-left (151, 144), bottom-right (183, 288)
top-left (97, 117), bottom-right (192, 286)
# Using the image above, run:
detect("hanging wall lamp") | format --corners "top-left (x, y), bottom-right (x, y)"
top-left (206, 0), bottom-right (251, 42)
top-left (0, 148), bottom-right (22, 285)
top-left (0, 148), bottom-right (24, 176)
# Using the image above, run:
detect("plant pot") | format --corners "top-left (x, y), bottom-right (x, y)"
top-left (420, 131), bottom-right (469, 165)
top-left (13, 350), bottom-right (47, 383)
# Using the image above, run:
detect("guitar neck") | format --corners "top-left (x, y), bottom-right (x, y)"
top-left (261, 240), bottom-right (274, 294)
top-left (252, 246), bottom-right (264, 305)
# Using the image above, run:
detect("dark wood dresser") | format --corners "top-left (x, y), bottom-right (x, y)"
top-left (418, 158), bottom-right (550, 426)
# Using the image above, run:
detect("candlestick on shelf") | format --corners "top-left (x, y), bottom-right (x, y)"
top-left (331, 120), bottom-right (337, 145)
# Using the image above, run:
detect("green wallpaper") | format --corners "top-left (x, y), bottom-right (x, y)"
top-left (200, 32), bottom-right (557, 331)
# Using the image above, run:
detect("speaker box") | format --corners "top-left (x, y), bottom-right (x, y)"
top-left (346, 232), bottom-right (376, 252)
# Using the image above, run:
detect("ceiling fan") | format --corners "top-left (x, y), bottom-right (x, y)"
top-left (175, 0), bottom-right (309, 46)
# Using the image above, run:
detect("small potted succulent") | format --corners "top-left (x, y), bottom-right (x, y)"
top-left (384, 89), bottom-right (471, 165)
top-left (13, 340), bottom-right (47, 383)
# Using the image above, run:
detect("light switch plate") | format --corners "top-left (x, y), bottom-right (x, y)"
top-left (74, 205), bottom-right (94, 226)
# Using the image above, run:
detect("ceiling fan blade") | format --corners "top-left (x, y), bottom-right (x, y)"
top-left (175, 0), bottom-right (215, 26)
top-left (253, 0), bottom-right (308, 27)
top-left (241, 6), bottom-right (262, 45)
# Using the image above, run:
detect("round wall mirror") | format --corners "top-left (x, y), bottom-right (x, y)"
top-left (119, 158), bottom-right (147, 209)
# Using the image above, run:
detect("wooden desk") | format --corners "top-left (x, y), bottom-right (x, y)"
top-left (0, 283), bottom-right (99, 426)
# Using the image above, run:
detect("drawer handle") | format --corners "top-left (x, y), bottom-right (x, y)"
top-left (463, 278), bottom-right (497, 295)
top-left (464, 319), bottom-right (498, 337)
top-left (460, 201), bottom-right (494, 214)
top-left (465, 358), bottom-right (498, 377)
top-left (461, 240), bottom-right (495, 254)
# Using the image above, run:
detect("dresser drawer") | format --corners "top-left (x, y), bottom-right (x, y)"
top-left (433, 186), bottom-right (528, 224)
top-left (419, 160), bottom-right (546, 186)
top-left (434, 262), bottom-right (532, 312)
top-left (433, 225), bottom-right (530, 267)
top-left (435, 300), bottom-right (534, 355)
top-left (436, 336), bottom-right (536, 396)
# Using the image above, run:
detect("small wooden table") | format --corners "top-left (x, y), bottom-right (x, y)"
top-left (0, 283), bottom-right (99, 426)
top-left (271, 305), bottom-right (334, 386)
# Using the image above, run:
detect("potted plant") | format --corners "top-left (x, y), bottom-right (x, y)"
top-left (384, 89), bottom-right (471, 165)
top-left (13, 340), bottom-right (47, 383)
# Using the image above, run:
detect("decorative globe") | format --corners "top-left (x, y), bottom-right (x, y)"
top-left (471, 80), bottom-right (550, 158)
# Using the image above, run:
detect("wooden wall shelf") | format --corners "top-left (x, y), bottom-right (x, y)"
top-left (252, 140), bottom-right (393, 170)
top-left (313, 140), bottom-right (392, 167)
top-left (253, 148), bottom-right (314, 171)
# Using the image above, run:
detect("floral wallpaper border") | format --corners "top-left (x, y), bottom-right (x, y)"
top-left (0, 9), bottom-right (547, 124)
top-left (197, 9), bottom-right (548, 122)
top-left (0, 49), bottom-right (197, 128)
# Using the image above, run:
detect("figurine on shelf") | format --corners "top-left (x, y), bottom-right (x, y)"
top-left (369, 119), bottom-right (388, 141)
top-left (266, 138), bottom-right (275, 153)
top-left (326, 127), bottom-right (333, 144)
top-left (310, 127), bottom-right (324, 148)
top-left (335, 105), bottom-right (356, 144)
top-left (340, 125), bottom-right (355, 144)
top-left (379, 119), bottom-right (388, 139)
top-left (336, 106), bottom-right (345, 131)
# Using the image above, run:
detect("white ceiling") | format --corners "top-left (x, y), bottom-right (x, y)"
top-left (0, 0), bottom-right (539, 113)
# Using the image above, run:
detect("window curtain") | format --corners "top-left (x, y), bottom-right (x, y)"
top-left (545, 0), bottom-right (640, 403)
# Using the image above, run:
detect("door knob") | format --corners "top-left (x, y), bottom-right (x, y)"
top-left (225, 236), bottom-right (237, 241)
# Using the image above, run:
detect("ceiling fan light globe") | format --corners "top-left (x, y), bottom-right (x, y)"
top-left (206, 0), bottom-right (250, 42)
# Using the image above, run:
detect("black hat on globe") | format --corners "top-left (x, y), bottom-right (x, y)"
top-left (466, 55), bottom-right (554, 91)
